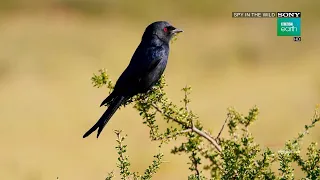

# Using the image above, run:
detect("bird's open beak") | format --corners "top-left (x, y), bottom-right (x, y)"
top-left (171, 28), bottom-right (183, 34)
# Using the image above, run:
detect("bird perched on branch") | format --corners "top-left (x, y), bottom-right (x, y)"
top-left (83, 21), bottom-right (183, 138)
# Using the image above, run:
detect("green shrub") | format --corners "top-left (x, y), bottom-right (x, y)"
top-left (91, 69), bottom-right (320, 180)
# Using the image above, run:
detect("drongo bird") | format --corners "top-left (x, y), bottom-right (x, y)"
top-left (83, 21), bottom-right (183, 138)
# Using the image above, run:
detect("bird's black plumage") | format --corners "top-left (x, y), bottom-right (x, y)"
top-left (83, 21), bottom-right (183, 138)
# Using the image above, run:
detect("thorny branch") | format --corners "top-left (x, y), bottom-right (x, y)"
top-left (216, 115), bottom-right (229, 143)
top-left (183, 87), bottom-right (201, 177)
top-left (151, 104), bottom-right (222, 152)
top-left (191, 151), bottom-right (201, 177)
top-left (115, 130), bottom-right (126, 162)
top-left (192, 127), bottom-right (222, 152)
top-left (93, 69), bottom-right (320, 180)
top-left (114, 130), bottom-right (131, 180)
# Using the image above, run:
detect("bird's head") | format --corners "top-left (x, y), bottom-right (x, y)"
top-left (142, 21), bottom-right (183, 44)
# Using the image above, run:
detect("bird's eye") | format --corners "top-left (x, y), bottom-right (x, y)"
top-left (163, 27), bottom-right (168, 32)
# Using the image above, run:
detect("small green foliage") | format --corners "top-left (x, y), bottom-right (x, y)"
top-left (141, 153), bottom-right (164, 180)
top-left (92, 69), bottom-right (320, 180)
top-left (105, 171), bottom-right (115, 180)
top-left (114, 130), bottom-right (131, 179)
top-left (302, 142), bottom-right (320, 179)
top-left (219, 107), bottom-right (276, 180)
top-left (91, 68), bottom-right (114, 91)
top-left (278, 108), bottom-right (320, 180)
top-left (106, 130), bottom-right (164, 180)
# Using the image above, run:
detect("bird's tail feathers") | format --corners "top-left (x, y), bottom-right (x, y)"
top-left (100, 91), bottom-right (116, 107)
top-left (83, 96), bottom-right (125, 138)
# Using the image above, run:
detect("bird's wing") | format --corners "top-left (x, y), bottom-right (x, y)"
top-left (118, 46), bottom-right (166, 82)
top-left (144, 45), bottom-right (167, 74)
top-left (112, 45), bottom-right (167, 96)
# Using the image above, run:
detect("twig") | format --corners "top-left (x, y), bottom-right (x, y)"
top-left (192, 127), bottom-right (222, 152)
top-left (151, 104), bottom-right (187, 126)
top-left (184, 85), bottom-right (189, 112)
top-left (115, 130), bottom-right (126, 162)
top-left (180, 129), bottom-right (192, 133)
top-left (191, 152), bottom-right (201, 177)
top-left (153, 129), bottom-right (191, 141)
top-left (151, 104), bottom-right (222, 152)
top-left (216, 116), bottom-right (229, 142)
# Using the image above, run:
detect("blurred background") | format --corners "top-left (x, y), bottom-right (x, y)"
top-left (0, 0), bottom-right (319, 179)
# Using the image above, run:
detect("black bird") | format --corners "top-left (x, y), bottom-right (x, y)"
top-left (83, 21), bottom-right (183, 138)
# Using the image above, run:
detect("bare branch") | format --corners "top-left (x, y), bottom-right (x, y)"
top-left (151, 103), bottom-right (222, 152)
top-left (183, 85), bottom-right (190, 112)
top-left (192, 127), bottom-right (222, 152)
top-left (180, 129), bottom-right (192, 133)
top-left (216, 115), bottom-right (229, 141)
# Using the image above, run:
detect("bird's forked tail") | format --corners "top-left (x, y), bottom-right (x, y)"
top-left (83, 96), bottom-right (125, 138)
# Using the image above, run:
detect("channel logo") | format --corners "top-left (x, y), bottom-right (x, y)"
top-left (277, 12), bottom-right (301, 36)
